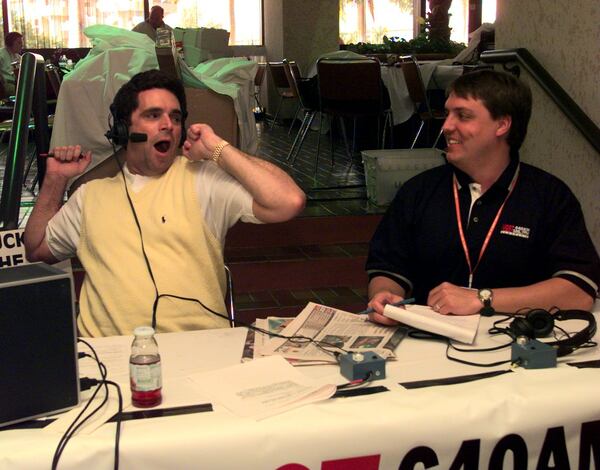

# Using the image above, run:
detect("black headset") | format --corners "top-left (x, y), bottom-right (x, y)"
top-left (508, 309), bottom-right (597, 357)
top-left (105, 103), bottom-right (187, 148)
top-left (105, 104), bottom-right (131, 147)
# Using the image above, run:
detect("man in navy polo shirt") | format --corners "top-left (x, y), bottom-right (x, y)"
top-left (366, 70), bottom-right (600, 323)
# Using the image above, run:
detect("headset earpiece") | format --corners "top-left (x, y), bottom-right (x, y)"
top-left (508, 309), bottom-right (596, 357)
top-left (508, 309), bottom-right (554, 339)
top-left (105, 104), bottom-right (130, 147)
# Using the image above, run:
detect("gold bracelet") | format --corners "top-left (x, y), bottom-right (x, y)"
top-left (211, 140), bottom-right (229, 165)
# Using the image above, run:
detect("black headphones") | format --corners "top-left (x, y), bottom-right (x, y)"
top-left (105, 103), bottom-right (187, 148)
top-left (105, 104), bottom-right (131, 147)
top-left (508, 309), bottom-right (597, 357)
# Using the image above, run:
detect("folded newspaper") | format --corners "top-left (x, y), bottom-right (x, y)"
top-left (245, 303), bottom-right (407, 364)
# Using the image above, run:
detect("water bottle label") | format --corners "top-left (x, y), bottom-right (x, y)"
top-left (130, 362), bottom-right (162, 391)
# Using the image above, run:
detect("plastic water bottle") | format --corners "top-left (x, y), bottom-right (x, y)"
top-left (129, 326), bottom-right (163, 408)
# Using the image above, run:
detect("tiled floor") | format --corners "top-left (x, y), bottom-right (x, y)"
top-left (255, 116), bottom-right (386, 217)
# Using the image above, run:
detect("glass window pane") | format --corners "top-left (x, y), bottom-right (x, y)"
top-left (7, 0), bottom-right (261, 49)
top-left (340, 0), bottom-right (415, 45)
top-left (173, 0), bottom-right (262, 46)
top-left (449, 0), bottom-right (468, 44)
top-left (365, 0), bottom-right (414, 42)
top-left (482, 0), bottom-right (496, 24)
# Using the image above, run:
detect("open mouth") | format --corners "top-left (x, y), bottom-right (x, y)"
top-left (154, 140), bottom-right (171, 154)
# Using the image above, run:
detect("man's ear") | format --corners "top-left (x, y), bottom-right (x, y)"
top-left (496, 115), bottom-right (512, 138)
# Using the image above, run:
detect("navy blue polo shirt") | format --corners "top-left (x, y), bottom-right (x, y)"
top-left (366, 157), bottom-right (600, 304)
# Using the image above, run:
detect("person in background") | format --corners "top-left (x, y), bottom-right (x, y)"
top-left (0, 32), bottom-right (23, 96)
top-left (366, 70), bottom-right (600, 324)
top-left (132, 5), bottom-right (173, 42)
top-left (24, 69), bottom-right (306, 337)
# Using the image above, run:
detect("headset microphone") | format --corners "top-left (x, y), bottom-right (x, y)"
top-left (129, 132), bottom-right (148, 143)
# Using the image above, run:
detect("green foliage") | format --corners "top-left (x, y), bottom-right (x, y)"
top-left (346, 15), bottom-right (465, 56)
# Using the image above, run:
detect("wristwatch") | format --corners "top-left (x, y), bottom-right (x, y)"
top-left (477, 288), bottom-right (495, 316)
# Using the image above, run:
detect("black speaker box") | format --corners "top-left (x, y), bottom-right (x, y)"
top-left (0, 263), bottom-right (80, 428)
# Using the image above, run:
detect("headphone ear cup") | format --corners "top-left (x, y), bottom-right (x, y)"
top-left (526, 309), bottom-right (554, 337)
top-left (106, 104), bottom-right (129, 147)
top-left (509, 316), bottom-right (534, 338)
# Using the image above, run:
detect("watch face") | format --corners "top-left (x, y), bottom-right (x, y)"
top-left (479, 288), bottom-right (492, 302)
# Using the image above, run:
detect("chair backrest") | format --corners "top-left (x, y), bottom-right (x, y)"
top-left (397, 55), bottom-right (430, 112)
top-left (267, 61), bottom-right (300, 97)
top-left (45, 65), bottom-right (62, 99)
top-left (283, 59), bottom-right (319, 111)
top-left (185, 86), bottom-right (239, 147)
top-left (254, 63), bottom-right (267, 87)
top-left (316, 57), bottom-right (383, 115)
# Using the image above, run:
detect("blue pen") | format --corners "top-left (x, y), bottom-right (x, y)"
top-left (357, 297), bottom-right (416, 315)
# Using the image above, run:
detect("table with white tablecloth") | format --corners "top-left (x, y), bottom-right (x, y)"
top-left (2, 307), bottom-right (599, 470)
top-left (310, 51), bottom-right (462, 127)
top-left (380, 63), bottom-right (463, 125)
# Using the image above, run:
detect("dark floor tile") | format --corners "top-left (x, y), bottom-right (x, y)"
top-left (272, 290), bottom-right (304, 307)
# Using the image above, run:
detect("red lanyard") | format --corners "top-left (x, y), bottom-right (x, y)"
top-left (453, 166), bottom-right (520, 288)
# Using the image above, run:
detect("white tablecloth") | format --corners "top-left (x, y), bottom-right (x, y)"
top-left (2, 309), bottom-right (599, 469)
top-left (381, 63), bottom-right (463, 125)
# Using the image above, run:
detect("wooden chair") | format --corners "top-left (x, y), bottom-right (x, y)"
top-left (253, 63), bottom-right (266, 113)
top-left (267, 61), bottom-right (300, 131)
top-left (397, 55), bottom-right (446, 148)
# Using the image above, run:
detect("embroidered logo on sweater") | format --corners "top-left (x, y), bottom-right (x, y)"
top-left (500, 224), bottom-right (530, 239)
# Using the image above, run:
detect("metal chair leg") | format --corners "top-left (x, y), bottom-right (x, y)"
top-left (411, 120), bottom-right (425, 149)
top-left (270, 96), bottom-right (284, 129)
top-left (432, 127), bottom-right (444, 148)
top-left (315, 112), bottom-right (323, 178)
top-left (288, 103), bottom-right (301, 135)
top-left (290, 111), bottom-right (316, 165)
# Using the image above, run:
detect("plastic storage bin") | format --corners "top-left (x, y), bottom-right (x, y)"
top-left (361, 148), bottom-right (446, 206)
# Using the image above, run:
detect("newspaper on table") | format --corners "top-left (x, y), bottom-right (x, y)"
top-left (260, 302), bottom-right (408, 363)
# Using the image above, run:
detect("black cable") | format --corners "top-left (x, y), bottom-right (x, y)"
top-left (52, 340), bottom-right (108, 470)
top-left (407, 327), bottom-right (515, 368)
top-left (156, 292), bottom-right (349, 357)
top-left (105, 380), bottom-right (123, 470)
top-left (52, 340), bottom-right (121, 470)
top-left (336, 371), bottom-right (375, 391)
top-left (446, 340), bottom-right (514, 368)
top-left (111, 140), bottom-right (354, 361)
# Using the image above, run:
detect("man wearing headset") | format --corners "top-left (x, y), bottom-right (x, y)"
top-left (24, 69), bottom-right (305, 337)
top-left (366, 70), bottom-right (600, 325)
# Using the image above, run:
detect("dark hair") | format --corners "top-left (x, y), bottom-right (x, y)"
top-left (5, 32), bottom-right (23, 48)
top-left (448, 70), bottom-right (532, 151)
top-left (111, 69), bottom-right (187, 127)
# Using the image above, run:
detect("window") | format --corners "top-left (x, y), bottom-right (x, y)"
top-left (448, 0), bottom-right (468, 44)
top-left (339, 0), bottom-right (419, 45)
top-left (481, 0), bottom-right (496, 24)
top-left (340, 0), bottom-right (496, 46)
top-left (6, 0), bottom-right (262, 49)
top-left (171, 0), bottom-right (262, 46)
